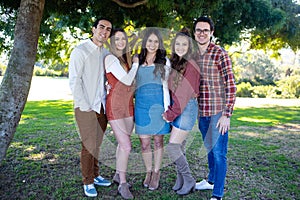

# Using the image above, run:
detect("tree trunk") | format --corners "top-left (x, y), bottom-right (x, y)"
top-left (0, 0), bottom-right (45, 163)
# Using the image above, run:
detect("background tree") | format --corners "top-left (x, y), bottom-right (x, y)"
top-left (0, 0), bottom-right (45, 162)
top-left (0, 0), bottom-right (299, 162)
top-left (1, 0), bottom-right (299, 63)
top-left (234, 50), bottom-right (280, 85)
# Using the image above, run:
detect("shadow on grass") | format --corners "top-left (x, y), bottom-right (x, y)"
top-left (0, 101), bottom-right (299, 199)
top-left (231, 106), bottom-right (300, 127)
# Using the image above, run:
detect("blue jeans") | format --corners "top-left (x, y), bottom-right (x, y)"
top-left (198, 112), bottom-right (228, 198)
top-left (171, 98), bottom-right (198, 131)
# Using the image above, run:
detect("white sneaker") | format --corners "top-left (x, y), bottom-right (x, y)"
top-left (94, 175), bottom-right (111, 186)
top-left (195, 179), bottom-right (214, 190)
top-left (83, 184), bottom-right (97, 197)
top-left (210, 197), bottom-right (222, 200)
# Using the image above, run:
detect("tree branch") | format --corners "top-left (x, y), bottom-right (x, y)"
top-left (111, 0), bottom-right (148, 8)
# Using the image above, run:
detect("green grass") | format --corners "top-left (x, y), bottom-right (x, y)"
top-left (0, 100), bottom-right (299, 200)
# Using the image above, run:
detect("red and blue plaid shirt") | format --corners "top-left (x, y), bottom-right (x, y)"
top-left (195, 43), bottom-right (236, 117)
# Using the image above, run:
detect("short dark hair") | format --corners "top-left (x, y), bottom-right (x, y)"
top-left (92, 18), bottom-right (113, 37)
top-left (193, 16), bottom-right (215, 32)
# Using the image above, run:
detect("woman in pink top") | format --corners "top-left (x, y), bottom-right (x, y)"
top-left (163, 28), bottom-right (200, 196)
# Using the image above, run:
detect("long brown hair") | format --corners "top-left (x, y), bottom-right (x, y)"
top-left (138, 28), bottom-right (167, 80)
top-left (110, 28), bottom-right (132, 71)
top-left (170, 27), bottom-right (193, 90)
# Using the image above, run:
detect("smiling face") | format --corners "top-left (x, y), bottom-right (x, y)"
top-left (146, 33), bottom-right (159, 54)
top-left (194, 21), bottom-right (213, 46)
top-left (113, 31), bottom-right (127, 51)
top-left (174, 35), bottom-right (189, 58)
top-left (92, 20), bottom-right (112, 46)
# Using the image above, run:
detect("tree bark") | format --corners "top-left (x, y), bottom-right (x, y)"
top-left (0, 0), bottom-right (45, 163)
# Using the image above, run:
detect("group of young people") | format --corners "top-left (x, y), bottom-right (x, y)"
top-left (69, 16), bottom-right (236, 200)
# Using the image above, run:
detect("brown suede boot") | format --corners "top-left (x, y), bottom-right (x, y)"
top-left (143, 171), bottom-right (152, 187)
top-left (118, 183), bottom-right (133, 199)
top-left (148, 171), bottom-right (160, 190)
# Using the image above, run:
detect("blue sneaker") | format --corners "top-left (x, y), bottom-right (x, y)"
top-left (94, 175), bottom-right (112, 186)
top-left (83, 184), bottom-right (97, 197)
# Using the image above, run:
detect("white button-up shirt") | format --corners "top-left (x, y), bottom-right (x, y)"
top-left (69, 39), bottom-right (109, 113)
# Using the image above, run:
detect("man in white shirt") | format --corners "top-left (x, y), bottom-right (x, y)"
top-left (69, 18), bottom-right (112, 197)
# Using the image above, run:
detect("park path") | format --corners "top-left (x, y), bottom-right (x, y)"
top-left (1, 76), bottom-right (300, 106)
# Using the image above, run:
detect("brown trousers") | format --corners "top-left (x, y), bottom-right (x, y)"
top-left (75, 105), bottom-right (107, 185)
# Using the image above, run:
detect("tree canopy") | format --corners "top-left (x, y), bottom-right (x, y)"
top-left (0, 0), bottom-right (299, 163)
top-left (1, 0), bottom-right (300, 65)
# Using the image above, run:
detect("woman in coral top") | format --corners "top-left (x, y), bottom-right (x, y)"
top-left (105, 28), bottom-right (138, 199)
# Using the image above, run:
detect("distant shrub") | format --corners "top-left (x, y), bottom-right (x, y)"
top-left (239, 76), bottom-right (275, 86)
top-left (236, 76), bottom-right (300, 99)
top-left (276, 75), bottom-right (300, 98)
top-left (34, 66), bottom-right (61, 76)
top-left (236, 82), bottom-right (252, 97)
top-left (251, 85), bottom-right (274, 98)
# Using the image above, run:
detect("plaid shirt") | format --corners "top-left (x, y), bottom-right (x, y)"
top-left (195, 43), bottom-right (236, 117)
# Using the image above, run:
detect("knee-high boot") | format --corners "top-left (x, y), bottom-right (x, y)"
top-left (172, 140), bottom-right (186, 191)
top-left (172, 166), bottom-right (183, 191)
top-left (167, 143), bottom-right (195, 195)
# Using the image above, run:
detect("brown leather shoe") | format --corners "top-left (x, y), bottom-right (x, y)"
top-left (143, 171), bottom-right (152, 187)
top-left (118, 183), bottom-right (133, 199)
top-left (148, 171), bottom-right (160, 190)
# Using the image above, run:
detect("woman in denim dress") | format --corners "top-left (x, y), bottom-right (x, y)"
top-left (135, 28), bottom-right (171, 190)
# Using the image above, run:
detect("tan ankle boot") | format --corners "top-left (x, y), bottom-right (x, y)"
top-left (113, 173), bottom-right (132, 188)
top-left (143, 171), bottom-right (152, 187)
top-left (148, 171), bottom-right (160, 190)
top-left (118, 183), bottom-right (133, 199)
top-left (113, 173), bottom-right (120, 184)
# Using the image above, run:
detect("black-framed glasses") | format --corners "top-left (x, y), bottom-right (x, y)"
top-left (195, 28), bottom-right (211, 34)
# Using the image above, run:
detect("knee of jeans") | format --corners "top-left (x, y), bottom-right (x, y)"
top-left (212, 149), bottom-right (227, 162)
top-left (212, 141), bottom-right (228, 155)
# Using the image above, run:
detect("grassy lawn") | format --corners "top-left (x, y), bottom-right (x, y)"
top-left (0, 100), bottom-right (299, 200)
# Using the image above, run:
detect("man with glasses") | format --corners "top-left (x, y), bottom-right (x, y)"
top-left (69, 18), bottom-right (113, 197)
top-left (193, 16), bottom-right (236, 200)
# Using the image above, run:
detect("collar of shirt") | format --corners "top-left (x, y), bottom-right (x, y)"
top-left (87, 38), bottom-right (103, 51)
